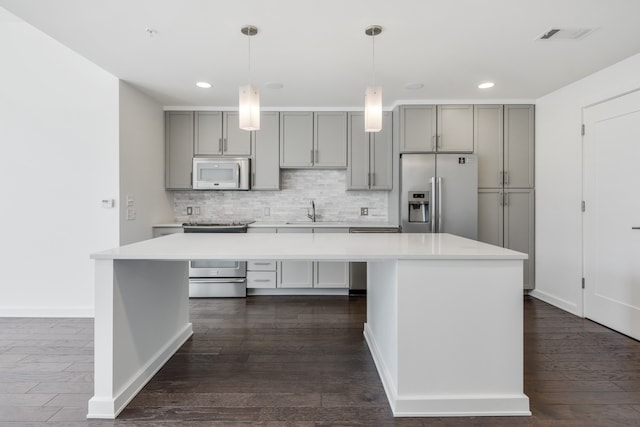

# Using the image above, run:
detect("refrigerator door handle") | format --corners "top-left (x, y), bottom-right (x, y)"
top-left (437, 176), bottom-right (443, 233)
top-left (430, 176), bottom-right (436, 233)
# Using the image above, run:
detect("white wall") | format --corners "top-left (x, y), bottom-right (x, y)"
top-left (533, 52), bottom-right (640, 316)
top-left (0, 10), bottom-right (119, 317)
top-left (119, 81), bottom-right (173, 245)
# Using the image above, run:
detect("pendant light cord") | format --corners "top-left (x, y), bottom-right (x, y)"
top-left (371, 33), bottom-right (376, 87)
top-left (248, 32), bottom-right (252, 85)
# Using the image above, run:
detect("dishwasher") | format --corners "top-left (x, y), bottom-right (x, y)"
top-left (348, 226), bottom-right (400, 293)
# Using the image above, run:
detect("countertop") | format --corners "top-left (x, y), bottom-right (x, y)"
top-left (91, 233), bottom-right (527, 261)
top-left (153, 221), bottom-right (400, 229)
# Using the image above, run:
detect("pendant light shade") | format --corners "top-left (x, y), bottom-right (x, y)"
top-left (239, 84), bottom-right (260, 131)
top-left (364, 86), bottom-right (382, 132)
top-left (364, 25), bottom-right (382, 133)
top-left (239, 25), bottom-right (260, 131)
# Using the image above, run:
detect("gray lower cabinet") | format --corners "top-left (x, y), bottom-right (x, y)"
top-left (277, 227), bottom-right (314, 288)
top-left (347, 112), bottom-right (392, 190)
top-left (280, 112), bottom-right (347, 168)
top-left (276, 227), bottom-right (349, 289)
top-left (251, 112), bottom-right (280, 190)
top-left (313, 228), bottom-right (349, 288)
top-left (165, 111), bottom-right (194, 189)
top-left (478, 189), bottom-right (535, 290)
top-left (194, 111), bottom-right (251, 156)
top-left (152, 226), bottom-right (183, 238)
top-left (247, 260), bottom-right (277, 289)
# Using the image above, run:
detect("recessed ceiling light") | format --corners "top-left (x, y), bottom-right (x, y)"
top-left (265, 82), bottom-right (284, 89)
top-left (196, 82), bottom-right (212, 89)
top-left (404, 82), bottom-right (424, 90)
top-left (478, 82), bottom-right (495, 89)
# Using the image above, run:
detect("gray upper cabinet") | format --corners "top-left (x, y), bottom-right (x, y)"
top-left (251, 112), bottom-right (280, 190)
top-left (399, 105), bottom-right (436, 152)
top-left (314, 112), bottom-right (347, 167)
top-left (280, 111), bottom-right (347, 168)
top-left (437, 105), bottom-right (474, 152)
top-left (194, 111), bottom-right (251, 156)
top-left (165, 111), bottom-right (194, 190)
top-left (280, 112), bottom-right (314, 167)
top-left (504, 105), bottom-right (535, 188)
top-left (347, 112), bottom-right (392, 190)
top-left (475, 104), bottom-right (534, 189)
top-left (399, 105), bottom-right (473, 153)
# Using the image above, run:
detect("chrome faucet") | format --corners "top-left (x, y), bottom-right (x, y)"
top-left (307, 200), bottom-right (316, 222)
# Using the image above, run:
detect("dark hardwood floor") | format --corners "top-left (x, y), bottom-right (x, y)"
top-left (0, 296), bottom-right (639, 426)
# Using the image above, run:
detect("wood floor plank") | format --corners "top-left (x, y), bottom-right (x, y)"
top-left (0, 295), bottom-right (639, 425)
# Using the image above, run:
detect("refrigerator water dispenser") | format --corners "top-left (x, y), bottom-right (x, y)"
top-left (408, 191), bottom-right (430, 223)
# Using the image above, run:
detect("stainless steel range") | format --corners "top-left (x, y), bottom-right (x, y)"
top-left (183, 222), bottom-right (249, 297)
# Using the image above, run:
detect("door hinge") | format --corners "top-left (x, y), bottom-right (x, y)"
top-left (581, 201), bottom-right (586, 212)
top-left (581, 124), bottom-right (585, 136)
top-left (582, 277), bottom-right (585, 289)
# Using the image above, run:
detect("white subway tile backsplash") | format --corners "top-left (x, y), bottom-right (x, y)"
top-left (173, 170), bottom-right (388, 223)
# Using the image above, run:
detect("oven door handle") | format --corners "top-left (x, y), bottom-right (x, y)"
top-left (189, 278), bottom-right (246, 283)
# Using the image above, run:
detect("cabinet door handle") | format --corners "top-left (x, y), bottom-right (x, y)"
top-left (499, 191), bottom-right (504, 206)
top-left (252, 172), bottom-right (255, 187)
top-left (504, 171), bottom-right (509, 185)
top-left (499, 171), bottom-right (504, 185)
top-left (219, 138), bottom-right (223, 153)
top-left (371, 172), bottom-right (375, 187)
top-left (310, 150), bottom-right (314, 164)
top-left (504, 192), bottom-right (509, 206)
top-left (367, 173), bottom-right (371, 187)
top-left (632, 227), bottom-right (640, 230)
top-left (254, 279), bottom-right (271, 282)
top-left (315, 150), bottom-right (319, 163)
top-left (432, 135), bottom-right (437, 151)
top-left (224, 138), bottom-right (228, 152)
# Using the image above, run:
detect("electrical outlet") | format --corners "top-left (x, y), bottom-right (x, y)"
top-left (194, 207), bottom-right (200, 215)
top-left (127, 208), bottom-right (136, 221)
top-left (264, 207), bottom-right (270, 216)
top-left (126, 195), bottom-right (135, 207)
top-left (360, 207), bottom-right (369, 216)
top-left (186, 206), bottom-right (193, 215)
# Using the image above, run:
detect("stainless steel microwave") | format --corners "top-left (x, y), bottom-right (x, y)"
top-left (192, 157), bottom-right (250, 190)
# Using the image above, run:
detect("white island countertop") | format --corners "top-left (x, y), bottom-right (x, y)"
top-left (91, 232), bottom-right (527, 261)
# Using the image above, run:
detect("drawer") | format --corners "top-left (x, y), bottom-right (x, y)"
top-left (247, 271), bottom-right (277, 288)
top-left (247, 260), bottom-right (277, 271)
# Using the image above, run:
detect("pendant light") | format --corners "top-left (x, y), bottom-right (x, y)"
top-left (364, 25), bottom-right (382, 132)
top-left (239, 25), bottom-right (260, 131)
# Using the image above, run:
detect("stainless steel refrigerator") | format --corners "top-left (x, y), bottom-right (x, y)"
top-left (400, 153), bottom-right (478, 239)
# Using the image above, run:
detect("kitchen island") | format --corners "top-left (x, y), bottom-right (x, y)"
top-left (88, 232), bottom-right (530, 419)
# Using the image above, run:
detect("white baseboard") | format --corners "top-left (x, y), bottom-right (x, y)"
top-left (528, 289), bottom-right (582, 317)
top-left (0, 306), bottom-right (94, 318)
top-left (87, 323), bottom-right (193, 419)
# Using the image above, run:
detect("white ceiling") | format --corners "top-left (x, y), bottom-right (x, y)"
top-left (2, 0), bottom-right (640, 108)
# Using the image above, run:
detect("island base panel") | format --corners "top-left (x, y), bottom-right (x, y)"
top-left (88, 260), bottom-right (193, 419)
top-left (365, 259), bottom-right (531, 417)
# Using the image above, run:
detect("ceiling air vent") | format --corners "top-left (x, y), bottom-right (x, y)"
top-left (536, 28), bottom-right (594, 41)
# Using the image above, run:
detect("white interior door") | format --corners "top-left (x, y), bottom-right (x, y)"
top-left (583, 89), bottom-right (640, 340)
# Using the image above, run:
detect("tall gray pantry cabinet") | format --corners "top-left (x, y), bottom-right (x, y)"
top-left (475, 105), bottom-right (535, 289)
